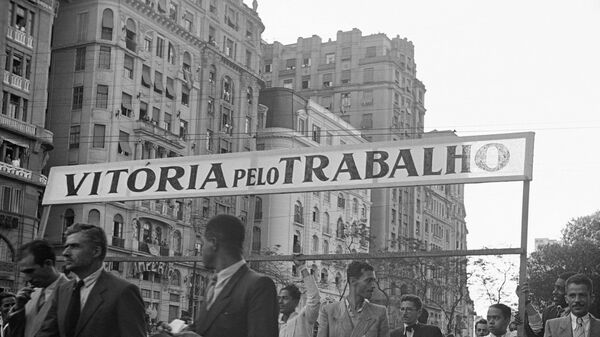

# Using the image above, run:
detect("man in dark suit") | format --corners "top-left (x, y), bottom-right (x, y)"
top-left (544, 273), bottom-right (600, 337)
top-left (7, 240), bottom-right (69, 337)
top-left (162, 214), bottom-right (279, 337)
top-left (390, 294), bottom-right (443, 337)
top-left (317, 261), bottom-right (389, 337)
top-left (36, 223), bottom-right (146, 337)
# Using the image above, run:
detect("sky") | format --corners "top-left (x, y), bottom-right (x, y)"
top-left (248, 0), bottom-right (600, 315)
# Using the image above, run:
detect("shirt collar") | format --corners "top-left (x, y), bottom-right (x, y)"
top-left (570, 312), bottom-right (590, 326)
top-left (77, 266), bottom-right (103, 289)
top-left (215, 259), bottom-right (246, 285)
top-left (345, 297), bottom-right (369, 313)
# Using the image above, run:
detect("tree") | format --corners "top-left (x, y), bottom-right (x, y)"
top-left (561, 210), bottom-right (600, 245)
top-left (469, 255), bottom-right (518, 308)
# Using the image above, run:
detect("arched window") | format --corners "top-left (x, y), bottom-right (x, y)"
top-left (173, 230), bottom-right (182, 255)
top-left (254, 196), bottom-right (262, 221)
top-left (167, 42), bottom-right (176, 64)
top-left (142, 222), bottom-right (151, 243)
top-left (320, 268), bottom-right (329, 283)
top-left (312, 206), bottom-right (319, 223)
top-left (222, 76), bottom-right (233, 103)
top-left (63, 209), bottom-right (75, 229)
top-left (293, 230), bottom-right (301, 253)
top-left (294, 201), bottom-right (303, 224)
top-left (251, 226), bottom-right (261, 253)
top-left (112, 214), bottom-right (123, 238)
top-left (336, 218), bottom-right (344, 238)
top-left (209, 65), bottom-right (216, 84)
top-left (125, 18), bottom-right (137, 51)
top-left (312, 235), bottom-right (319, 253)
top-left (101, 9), bottom-right (114, 40)
top-left (88, 209), bottom-right (100, 226)
top-left (246, 86), bottom-right (253, 104)
top-left (133, 220), bottom-right (140, 241)
top-left (154, 226), bottom-right (162, 244)
top-left (170, 269), bottom-right (181, 286)
top-left (337, 193), bottom-right (345, 209)
top-left (323, 212), bottom-right (330, 234)
top-left (322, 240), bottom-right (329, 254)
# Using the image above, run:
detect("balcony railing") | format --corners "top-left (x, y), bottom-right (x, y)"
top-left (6, 26), bottom-right (33, 49)
top-left (112, 236), bottom-right (125, 248)
top-left (160, 246), bottom-right (170, 256)
top-left (0, 161), bottom-right (47, 186)
top-left (0, 114), bottom-right (35, 137)
top-left (133, 120), bottom-right (186, 149)
top-left (138, 242), bottom-right (150, 253)
top-left (3, 70), bottom-right (30, 93)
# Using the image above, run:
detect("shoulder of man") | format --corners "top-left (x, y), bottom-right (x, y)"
top-left (365, 301), bottom-right (387, 313)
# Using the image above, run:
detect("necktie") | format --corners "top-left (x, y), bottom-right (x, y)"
top-left (205, 275), bottom-right (218, 309)
top-left (37, 290), bottom-right (46, 312)
top-left (574, 317), bottom-right (585, 337)
top-left (65, 280), bottom-right (85, 337)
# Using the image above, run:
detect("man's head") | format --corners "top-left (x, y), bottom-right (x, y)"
top-left (398, 294), bottom-right (422, 325)
top-left (18, 240), bottom-right (58, 288)
top-left (0, 292), bottom-right (15, 319)
top-left (279, 283), bottom-right (301, 316)
top-left (486, 303), bottom-right (511, 336)
top-left (553, 271), bottom-right (577, 306)
top-left (202, 215), bottom-right (245, 269)
top-left (565, 273), bottom-right (594, 317)
top-left (475, 319), bottom-right (489, 337)
top-left (62, 223), bottom-right (107, 276)
top-left (346, 261), bottom-right (376, 301)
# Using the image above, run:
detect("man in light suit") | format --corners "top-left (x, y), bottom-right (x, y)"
top-left (161, 214), bottom-right (279, 337)
top-left (317, 260), bottom-right (389, 337)
top-left (390, 294), bottom-right (443, 337)
top-left (36, 223), bottom-right (146, 337)
top-left (7, 240), bottom-right (69, 337)
top-left (544, 273), bottom-right (600, 337)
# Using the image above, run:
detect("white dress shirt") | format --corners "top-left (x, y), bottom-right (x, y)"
top-left (207, 259), bottom-right (246, 309)
top-left (570, 313), bottom-right (590, 337)
top-left (76, 266), bottom-right (104, 310)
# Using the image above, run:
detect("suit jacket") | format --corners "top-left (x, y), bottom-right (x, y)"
top-left (8, 274), bottom-right (69, 337)
top-left (35, 270), bottom-right (146, 337)
top-left (390, 323), bottom-right (444, 337)
top-left (526, 305), bottom-right (568, 337)
top-left (544, 314), bottom-right (600, 337)
top-left (191, 264), bottom-right (279, 337)
top-left (316, 300), bottom-right (389, 337)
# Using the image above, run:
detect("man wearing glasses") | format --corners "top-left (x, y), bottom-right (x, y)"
top-left (390, 294), bottom-right (443, 337)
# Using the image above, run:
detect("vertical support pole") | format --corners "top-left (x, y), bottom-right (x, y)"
top-left (517, 180), bottom-right (530, 337)
top-left (36, 205), bottom-right (51, 239)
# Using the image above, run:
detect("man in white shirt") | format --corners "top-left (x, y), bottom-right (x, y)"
top-left (279, 257), bottom-right (321, 337)
top-left (544, 273), bottom-right (600, 337)
top-left (7, 240), bottom-right (68, 337)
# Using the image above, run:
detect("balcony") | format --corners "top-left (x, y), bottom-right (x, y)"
top-left (112, 236), bottom-right (125, 248)
top-left (160, 246), bottom-right (170, 256)
top-left (133, 120), bottom-right (186, 149)
top-left (0, 161), bottom-right (47, 186)
top-left (6, 26), bottom-right (33, 49)
top-left (3, 70), bottom-right (30, 93)
top-left (138, 241), bottom-right (150, 253)
top-left (0, 114), bottom-right (35, 137)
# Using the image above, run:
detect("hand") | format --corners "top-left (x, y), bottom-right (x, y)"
top-left (516, 282), bottom-right (533, 303)
top-left (292, 254), bottom-right (306, 268)
top-left (14, 287), bottom-right (34, 310)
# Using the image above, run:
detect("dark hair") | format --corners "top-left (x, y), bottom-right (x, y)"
top-left (0, 292), bottom-right (15, 303)
top-left (281, 283), bottom-right (301, 301)
top-left (559, 271), bottom-right (577, 282)
top-left (489, 303), bottom-right (511, 319)
top-left (400, 294), bottom-right (423, 311)
top-left (475, 318), bottom-right (488, 326)
top-left (18, 240), bottom-right (56, 266)
top-left (566, 273), bottom-right (593, 293)
top-left (418, 307), bottom-right (429, 324)
top-left (346, 260), bottom-right (374, 281)
top-left (65, 223), bottom-right (107, 260)
top-left (205, 214), bottom-right (245, 256)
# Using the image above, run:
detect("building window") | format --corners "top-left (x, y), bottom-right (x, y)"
top-left (337, 193), bottom-right (345, 209)
top-left (254, 197), bottom-right (262, 220)
top-left (118, 131), bottom-right (131, 155)
top-left (124, 54), bottom-right (134, 79)
top-left (167, 42), bottom-right (176, 64)
top-left (312, 207), bottom-right (320, 223)
top-left (225, 5), bottom-right (238, 30)
top-left (362, 90), bottom-right (373, 106)
top-left (183, 11), bottom-right (193, 31)
top-left (341, 70), bottom-right (351, 84)
top-left (100, 9), bottom-right (114, 40)
top-left (179, 120), bottom-right (188, 138)
top-left (245, 50), bottom-right (252, 69)
top-left (302, 57), bottom-right (311, 68)
top-left (301, 77), bottom-right (310, 89)
top-left (323, 212), bottom-right (330, 234)
top-left (152, 107), bottom-right (160, 125)
top-left (312, 235), bottom-right (319, 253)
top-left (246, 21), bottom-right (254, 39)
top-left (121, 92), bottom-right (133, 117)
top-left (96, 85), bottom-right (109, 108)
top-left (182, 52), bottom-right (192, 80)
top-left (325, 53), bottom-right (335, 64)
top-left (294, 201), bottom-right (303, 224)
top-left (154, 71), bottom-right (164, 94)
top-left (181, 86), bottom-right (189, 106)
top-left (264, 62), bottom-right (272, 73)
top-left (312, 125), bottom-right (321, 143)
top-left (156, 36), bottom-right (164, 58)
top-left (72, 86), bottom-right (84, 110)
top-left (251, 227), bottom-right (261, 252)
top-left (93, 124), bottom-right (105, 148)
top-left (163, 112), bottom-right (172, 131)
top-left (341, 47), bottom-right (351, 60)
top-left (363, 67), bottom-right (374, 83)
top-left (222, 76), bottom-right (233, 102)
top-left (206, 130), bottom-right (214, 151)
top-left (77, 12), bottom-right (88, 41)
top-left (166, 77), bottom-right (175, 99)
top-left (141, 65), bottom-right (151, 88)
top-left (336, 218), bottom-right (344, 238)
top-left (144, 36), bottom-right (152, 52)
top-left (139, 101), bottom-right (148, 120)
top-left (209, 0), bottom-right (217, 14)
top-left (282, 79), bottom-right (293, 89)
top-left (69, 125), bottom-right (80, 149)
top-left (98, 46), bottom-right (111, 69)
top-left (366, 46), bottom-right (376, 58)
top-left (322, 73), bottom-right (333, 88)
top-left (297, 118), bottom-right (306, 135)
top-left (341, 92), bottom-right (351, 111)
top-left (125, 19), bottom-right (137, 51)
top-left (208, 25), bottom-right (216, 44)
top-left (223, 37), bottom-right (235, 58)
top-left (168, 2), bottom-right (178, 21)
top-left (285, 58), bottom-right (296, 70)
top-left (208, 65), bottom-right (216, 84)
top-left (219, 138), bottom-right (231, 153)
top-left (75, 47), bottom-right (86, 71)
top-left (361, 113), bottom-right (373, 129)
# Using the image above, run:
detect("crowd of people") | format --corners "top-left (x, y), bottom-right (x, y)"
top-left (0, 214), bottom-right (597, 337)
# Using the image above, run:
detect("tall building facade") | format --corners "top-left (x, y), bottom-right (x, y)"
top-left (0, 0), bottom-right (56, 290)
top-left (256, 87), bottom-right (371, 301)
top-left (263, 30), bottom-right (471, 334)
top-left (45, 0), bottom-right (264, 322)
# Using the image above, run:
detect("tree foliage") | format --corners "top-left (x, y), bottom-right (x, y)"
top-left (561, 210), bottom-right (600, 245)
top-left (469, 255), bottom-right (518, 308)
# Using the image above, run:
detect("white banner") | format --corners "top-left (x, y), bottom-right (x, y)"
top-left (42, 132), bottom-right (534, 205)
